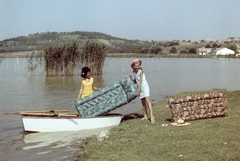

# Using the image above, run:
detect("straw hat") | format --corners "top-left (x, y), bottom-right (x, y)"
top-left (131, 59), bottom-right (142, 68)
top-left (177, 118), bottom-right (185, 124)
top-left (171, 118), bottom-right (191, 127)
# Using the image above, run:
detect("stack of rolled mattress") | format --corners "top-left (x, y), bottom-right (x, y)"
top-left (167, 91), bottom-right (228, 122)
top-left (74, 75), bottom-right (137, 117)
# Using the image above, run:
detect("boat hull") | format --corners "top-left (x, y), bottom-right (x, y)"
top-left (22, 113), bottom-right (123, 132)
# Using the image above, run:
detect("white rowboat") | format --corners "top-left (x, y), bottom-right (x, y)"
top-left (22, 113), bottom-right (123, 132)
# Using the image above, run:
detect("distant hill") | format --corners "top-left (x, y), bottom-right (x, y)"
top-left (0, 31), bottom-right (239, 55)
top-left (0, 31), bottom-right (131, 53)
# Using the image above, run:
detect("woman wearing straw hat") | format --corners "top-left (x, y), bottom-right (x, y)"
top-left (131, 59), bottom-right (155, 123)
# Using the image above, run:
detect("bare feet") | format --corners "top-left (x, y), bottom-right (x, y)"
top-left (150, 116), bottom-right (155, 123)
top-left (141, 116), bottom-right (148, 120)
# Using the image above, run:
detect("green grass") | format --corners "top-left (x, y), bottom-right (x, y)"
top-left (106, 53), bottom-right (214, 58)
top-left (0, 51), bottom-right (238, 59)
top-left (75, 89), bottom-right (240, 161)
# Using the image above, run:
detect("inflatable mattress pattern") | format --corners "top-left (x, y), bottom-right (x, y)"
top-left (74, 75), bottom-right (137, 117)
top-left (168, 91), bottom-right (228, 122)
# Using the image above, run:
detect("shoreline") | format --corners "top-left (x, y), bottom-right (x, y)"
top-left (1, 51), bottom-right (235, 59)
top-left (0, 51), bottom-right (34, 58)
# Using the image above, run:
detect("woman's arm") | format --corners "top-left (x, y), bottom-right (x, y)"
top-left (137, 70), bottom-right (143, 96)
top-left (77, 81), bottom-right (83, 99)
top-left (133, 78), bottom-right (137, 83)
top-left (92, 79), bottom-right (100, 91)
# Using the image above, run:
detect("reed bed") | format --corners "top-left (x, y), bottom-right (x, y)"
top-left (80, 41), bottom-right (107, 75)
top-left (27, 41), bottom-right (106, 76)
top-left (75, 89), bottom-right (240, 161)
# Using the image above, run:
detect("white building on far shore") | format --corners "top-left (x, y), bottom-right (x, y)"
top-left (198, 47), bottom-right (212, 55)
top-left (211, 48), bottom-right (235, 55)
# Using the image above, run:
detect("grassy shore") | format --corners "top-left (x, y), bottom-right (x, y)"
top-left (0, 51), bottom-right (39, 58)
top-left (0, 51), bottom-right (203, 58)
top-left (106, 53), bottom-right (214, 58)
top-left (0, 51), bottom-right (237, 59)
top-left (75, 89), bottom-right (240, 161)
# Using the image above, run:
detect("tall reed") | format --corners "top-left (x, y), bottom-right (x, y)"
top-left (79, 41), bottom-right (106, 75)
top-left (27, 41), bottom-right (106, 76)
top-left (0, 58), bottom-right (4, 65)
top-left (27, 51), bottom-right (43, 75)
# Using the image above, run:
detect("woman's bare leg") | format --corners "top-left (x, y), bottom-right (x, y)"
top-left (145, 97), bottom-right (155, 123)
top-left (141, 98), bottom-right (148, 120)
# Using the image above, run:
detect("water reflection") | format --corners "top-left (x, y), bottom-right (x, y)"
top-left (0, 58), bottom-right (3, 65)
top-left (23, 127), bottom-right (110, 150)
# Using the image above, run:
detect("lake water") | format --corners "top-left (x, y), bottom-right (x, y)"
top-left (1, 57), bottom-right (240, 161)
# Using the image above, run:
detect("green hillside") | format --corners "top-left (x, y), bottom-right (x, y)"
top-left (0, 31), bottom-right (239, 55)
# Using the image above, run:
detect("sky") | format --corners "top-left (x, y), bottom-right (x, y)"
top-left (1, 0), bottom-right (240, 41)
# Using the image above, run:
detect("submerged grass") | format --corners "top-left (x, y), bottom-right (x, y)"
top-left (75, 90), bottom-right (240, 161)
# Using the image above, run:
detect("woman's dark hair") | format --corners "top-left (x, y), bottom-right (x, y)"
top-left (81, 67), bottom-right (91, 78)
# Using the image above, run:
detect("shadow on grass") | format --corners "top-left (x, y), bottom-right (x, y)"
top-left (164, 118), bottom-right (172, 122)
top-left (122, 113), bottom-right (143, 121)
top-left (122, 113), bottom-right (173, 123)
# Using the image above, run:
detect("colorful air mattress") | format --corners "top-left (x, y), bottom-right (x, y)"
top-left (168, 91), bottom-right (228, 122)
top-left (74, 75), bottom-right (137, 117)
